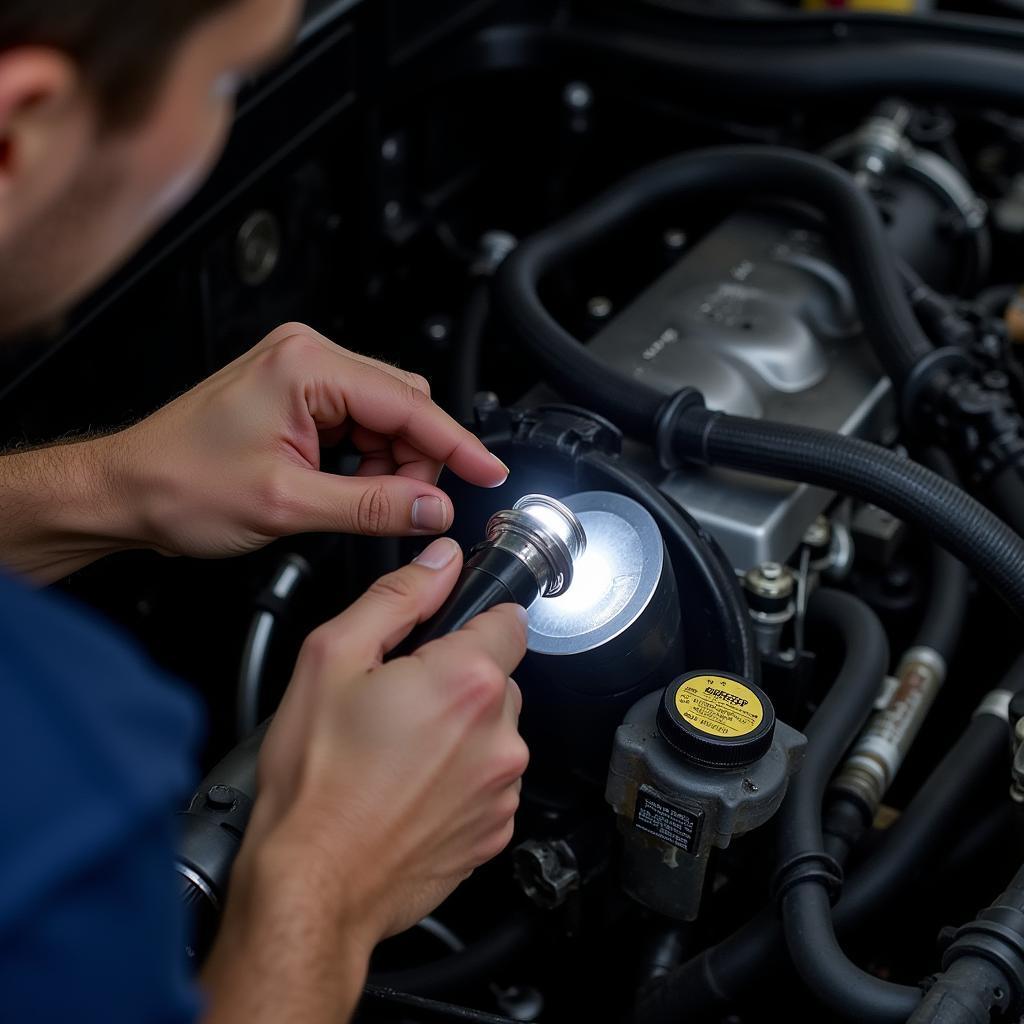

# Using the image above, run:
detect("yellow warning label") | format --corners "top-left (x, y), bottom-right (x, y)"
top-left (674, 675), bottom-right (763, 739)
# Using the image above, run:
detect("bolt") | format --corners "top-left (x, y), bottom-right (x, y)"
top-left (588, 296), bottom-right (614, 320)
top-left (803, 515), bottom-right (831, 550)
top-left (664, 228), bottom-right (688, 251)
top-left (423, 317), bottom-right (450, 343)
top-left (205, 786), bottom-right (236, 812)
top-left (564, 81), bottom-right (593, 112)
top-left (235, 210), bottom-right (281, 287)
top-left (744, 562), bottom-right (795, 601)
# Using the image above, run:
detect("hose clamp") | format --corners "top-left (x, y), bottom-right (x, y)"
top-left (654, 388), bottom-right (708, 470)
top-left (772, 851), bottom-right (845, 906)
top-left (974, 689), bottom-right (1014, 723)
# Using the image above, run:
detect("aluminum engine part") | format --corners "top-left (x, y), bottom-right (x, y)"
top-left (587, 208), bottom-right (895, 567)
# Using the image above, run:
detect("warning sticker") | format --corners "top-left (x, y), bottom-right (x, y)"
top-left (674, 674), bottom-right (763, 739)
top-left (633, 786), bottom-right (703, 853)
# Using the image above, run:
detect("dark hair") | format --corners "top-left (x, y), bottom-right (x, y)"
top-left (0, 0), bottom-right (243, 127)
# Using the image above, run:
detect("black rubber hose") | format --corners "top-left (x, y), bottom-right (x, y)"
top-left (822, 452), bottom-right (970, 863)
top-left (452, 283), bottom-right (490, 424)
top-left (369, 913), bottom-right (533, 998)
top-left (778, 591), bottom-right (889, 861)
top-left (495, 146), bottom-right (934, 436)
top-left (772, 590), bottom-right (921, 1022)
top-left (783, 886), bottom-right (921, 1022)
top-left (987, 465), bottom-right (1024, 541)
top-left (636, 656), bottom-right (1024, 1024)
top-left (665, 397), bottom-right (1024, 620)
top-left (915, 450), bottom-right (971, 661)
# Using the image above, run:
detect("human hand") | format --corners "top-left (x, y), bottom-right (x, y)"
top-left (201, 538), bottom-right (529, 1022)
top-left (117, 322), bottom-right (508, 559)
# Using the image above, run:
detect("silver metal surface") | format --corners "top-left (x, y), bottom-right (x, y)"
top-left (832, 645), bottom-right (948, 814)
top-left (486, 494), bottom-right (586, 598)
top-left (587, 208), bottom-right (895, 567)
top-left (743, 562), bottom-right (795, 602)
top-left (527, 491), bottom-right (663, 655)
top-left (176, 863), bottom-right (220, 910)
top-left (974, 689), bottom-right (1014, 722)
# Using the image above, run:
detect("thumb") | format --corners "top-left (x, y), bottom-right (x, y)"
top-left (303, 538), bottom-right (465, 668)
top-left (277, 466), bottom-right (455, 537)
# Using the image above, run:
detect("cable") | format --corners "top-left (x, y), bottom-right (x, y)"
top-left (236, 553), bottom-right (311, 739)
top-left (369, 914), bottom-right (533, 998)
top-left (452, 282), bottom-right (491, 424)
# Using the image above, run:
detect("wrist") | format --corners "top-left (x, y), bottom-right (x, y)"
top-left (57, 432), bottom-right (151, 554)
top-left (0, 431), bottom-right (149, 582)
top-left (202, 831), bottom-right (375, 1023)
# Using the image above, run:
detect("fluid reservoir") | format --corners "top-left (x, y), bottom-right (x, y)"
top-left (606, 670), bottom-right (805, 920)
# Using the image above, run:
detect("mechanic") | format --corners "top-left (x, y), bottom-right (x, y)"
top-left (0, 2), bottom-right (531, 1022)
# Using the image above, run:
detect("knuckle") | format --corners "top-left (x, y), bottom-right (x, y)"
top-left (263, 327), bottom-right (321, 370)
top-left (255, 470), bottom-right (298, 529)
top-left (301, 625), bottom-right (343, 669)
top-left (476, 820), bottom-right (516, 864)
top-left (455, 654), bottom-right (507, 712)
top-left (490, 737), bottom-right (530, 787)
top-left (409, 372), bottom-right (431, 398)
top-left (355, 484), bottom-right (393, 535)
top-left (401, 379), bottom-right (433, 410)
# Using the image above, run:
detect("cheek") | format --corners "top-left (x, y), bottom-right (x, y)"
top-left (130, 97), bottom-right (234, 222)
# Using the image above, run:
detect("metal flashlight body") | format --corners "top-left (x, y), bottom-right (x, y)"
top-left (395, 495), bottom-right (587, 653)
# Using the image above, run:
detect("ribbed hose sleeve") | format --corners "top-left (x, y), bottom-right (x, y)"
top-left (667, 401), bottom-right (1024, 619)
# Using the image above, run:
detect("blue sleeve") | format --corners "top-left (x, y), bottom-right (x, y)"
top-left (0, 572), bottom-right (204, 1023)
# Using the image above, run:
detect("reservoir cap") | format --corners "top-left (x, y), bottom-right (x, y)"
top-left (657, 670), bottom-right (775, 770)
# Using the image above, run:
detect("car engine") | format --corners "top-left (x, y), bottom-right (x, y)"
top-left (12, 1), bottom-right (1024, 1021)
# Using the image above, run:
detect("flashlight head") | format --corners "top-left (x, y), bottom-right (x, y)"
top-left (485, 494), bottom-right (587, 598)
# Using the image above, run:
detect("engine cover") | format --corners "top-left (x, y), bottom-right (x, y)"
top-left (587, 208), bottom-right (896, 568)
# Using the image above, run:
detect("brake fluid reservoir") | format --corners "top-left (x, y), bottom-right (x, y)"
top-left (606, 670), bottom-right (805, 921)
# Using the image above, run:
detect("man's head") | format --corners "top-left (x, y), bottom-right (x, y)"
top-left (0, 0), bottom-right (301, 336)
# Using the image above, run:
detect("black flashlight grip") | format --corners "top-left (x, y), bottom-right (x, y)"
top-left (393, 545), bottom-right (540, 657)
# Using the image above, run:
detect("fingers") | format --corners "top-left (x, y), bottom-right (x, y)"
top-left (298, 338), bottom-right (508, 488)
top-left (269, 465), bottom-right (455, 537)
top-left (301, 538), bottom-right (464, 669)
top-left (418, 603), bottom-right (529, 681)
top-left (350, 425), bottom-right (443, 487)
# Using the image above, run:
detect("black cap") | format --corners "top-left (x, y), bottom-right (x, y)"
top-left (657, 670), bottom-right (776, 770)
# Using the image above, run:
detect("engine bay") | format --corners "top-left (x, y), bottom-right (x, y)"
top-left (13, 1), bottom-right (1024, 1021)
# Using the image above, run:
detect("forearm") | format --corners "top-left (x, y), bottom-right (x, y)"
top-left (0, 433), bottom-right (144, 584)
top-left (200, 843), bottom-right (372, 1024)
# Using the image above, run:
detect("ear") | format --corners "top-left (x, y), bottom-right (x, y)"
top-left (0, 48), bottom-right (94, 241)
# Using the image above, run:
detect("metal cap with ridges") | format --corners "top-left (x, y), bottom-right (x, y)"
top-left (657, 669), bottom-right (776, 770)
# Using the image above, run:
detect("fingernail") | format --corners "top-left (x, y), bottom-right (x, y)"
top-left (413, 537), bottom-right (460, 570)
top-left (412, 496), bottom-right (448, 532)
top-left (491, 455), bottom-right (510, 484)
top-left (513, 605), bottom-right (530, 628)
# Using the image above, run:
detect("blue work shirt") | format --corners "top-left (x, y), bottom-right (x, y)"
top-left (0, 569), bottom-right (203, 1022)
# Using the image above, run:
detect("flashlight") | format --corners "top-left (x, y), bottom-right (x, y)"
top-left (395, 494), bottom-right (587, 653)
top-left (177, 493), bottom-right (586, 960)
